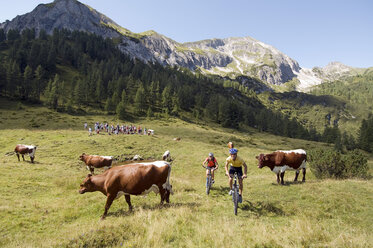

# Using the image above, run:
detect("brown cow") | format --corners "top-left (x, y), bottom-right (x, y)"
top-left (256, 149), bottom-right (307, 185)
top-left (79, 153), bottom-right (113, 174)
top-left (15, 144), bottom-right (37, 163)
top-left (79, 161), bottom-right (173, 219)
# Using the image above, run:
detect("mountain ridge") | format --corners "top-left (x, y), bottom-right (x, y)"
top-left (0, 0), bottom-right (369, 91)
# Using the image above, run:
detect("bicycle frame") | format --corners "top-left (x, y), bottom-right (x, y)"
top-left (232, 172), bottom-right (239, 215)
top-left (203, 165), bottom-right (214, 195)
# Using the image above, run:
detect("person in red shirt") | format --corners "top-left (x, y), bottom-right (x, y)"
top-left (202, 153), bottom-right (219, 183)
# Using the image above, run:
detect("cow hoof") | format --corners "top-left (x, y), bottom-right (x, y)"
top-left (100, 216), bottom-right (106, 221)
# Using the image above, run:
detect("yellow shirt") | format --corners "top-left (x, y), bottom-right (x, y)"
top-left (226, 155), bottom-right (245, 168)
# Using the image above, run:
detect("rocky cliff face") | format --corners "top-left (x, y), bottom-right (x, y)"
top-left (0, 0), bottom-right (363, 91)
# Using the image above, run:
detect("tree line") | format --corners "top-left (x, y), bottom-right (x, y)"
top-left (0, 28), bottom-right (371, 152)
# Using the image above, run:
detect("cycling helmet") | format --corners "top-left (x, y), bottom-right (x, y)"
top-left (208, 152), bottom-right (214, 157)
top-left (229, 148), bottom-right (238, 154)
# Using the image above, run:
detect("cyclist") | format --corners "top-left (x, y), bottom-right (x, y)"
top-left (225, 148), bottom-right (247, 203)
top-left (203, 153), bottom-right (219, 183)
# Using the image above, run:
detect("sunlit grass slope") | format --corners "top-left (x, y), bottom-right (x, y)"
top-left (0, 99), bottom-right (372, 247)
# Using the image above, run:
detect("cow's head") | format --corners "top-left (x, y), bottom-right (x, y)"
top-left (255, 154), bottom-right (268, 168)
top-left (79, 153), bottom-right (86, 161)
top-left (162, 150), bottom-right (171, 162)
top-left (29, 146), bottom-right (37, 163)
top-left (79, 174), bottom-right (94, 194)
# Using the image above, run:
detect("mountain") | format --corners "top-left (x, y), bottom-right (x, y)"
top-left (0, 0), bottom-right (368, 91)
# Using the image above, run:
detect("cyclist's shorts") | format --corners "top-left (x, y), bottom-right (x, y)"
top-left (229, 166), bottom-right (243, 179)
top-left (207, 165), bottom-right (216, 169)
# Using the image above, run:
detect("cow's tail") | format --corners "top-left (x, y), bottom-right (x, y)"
top-left (163, 162), bottom-right (173, 195)
top-left (5, 151), bottom-right (15, 156)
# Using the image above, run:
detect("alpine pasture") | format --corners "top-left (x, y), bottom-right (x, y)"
top-left (0, 100), bottom-right (372, 248)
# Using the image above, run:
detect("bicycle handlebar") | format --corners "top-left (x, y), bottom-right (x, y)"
top-left (202, 165), bottom-right (217, 170)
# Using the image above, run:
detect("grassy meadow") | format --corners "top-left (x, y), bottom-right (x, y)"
top-left (0, 99), bottom-right (372, 248)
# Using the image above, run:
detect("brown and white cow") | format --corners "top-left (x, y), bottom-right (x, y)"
top-left (79, 153), bottom-right (113, 174)
top-left (256, 149), bottom-right (307, 185)
top-left (15, 144), bottom-right (37, 163)
top-left (79, 161), bottom-right (173, 219)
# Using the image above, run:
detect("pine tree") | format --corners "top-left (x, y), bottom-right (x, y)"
top-left (116, 101), bottom-right (126, 120)
top-left (22, 65), bottom-right (33, 100)
top-left (146, 107), bottom-right (153, 118)
top-left (116, 90), bottom-right (127, 120)
top-left (161, 86), bottom-right (172, 113)
top-left (105, 97), bottom-right (115, 113)
top-left (74, 79), bottom-right (86, 106)
top-left (34, 65), bottom-right (46, 101)
top-left (111, 91), bottom-right (120, 108)
top-left (134, 84), bottom-right (146, 114)
top-left (95, 77), bottom-right (105, 102)
top-left (45, 75), bottom-right (60, 110)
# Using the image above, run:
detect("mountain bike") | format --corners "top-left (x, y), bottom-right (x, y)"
top-left (232, 172), bottom-right (240, 215)
top-left (202, 165), bottom-right (214, 195)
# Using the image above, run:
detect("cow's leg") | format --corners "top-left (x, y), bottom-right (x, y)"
top-left (30, 156), bottom-right (34, 163)
top-left (277, 173), bottom-right (280, 184)
top-left (280, 172), bottom-right (285, 185)
top-left (16, 153), bottom-right (20, 161)
top-left (101, 193), bottom-right (116, 220)
top-left (302, 168), bottom-right (306, 182)
top-left (22, 154), bottom-right (25, 161)
top-left (159, 186), bottom-right (166, 204)
top-left (125, 194), bottom-right (133, 211)
top-left (294, 170), bottom-right (299, 181)
top-left (89, 166), bottom-right (94, 175)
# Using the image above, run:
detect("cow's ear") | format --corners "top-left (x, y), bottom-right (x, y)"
top-left (255, 156), bottom-right (259, 160)
top-left (87, 174), bottom-right (92, 178)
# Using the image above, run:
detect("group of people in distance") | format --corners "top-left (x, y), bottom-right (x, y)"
top-left (202, 142), bottom-right (248, 203)
top-left (84, 122), bottom-right (154, 136)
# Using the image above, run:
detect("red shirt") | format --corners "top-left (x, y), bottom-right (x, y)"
top-left (205, 157), bottom-right (217, 167)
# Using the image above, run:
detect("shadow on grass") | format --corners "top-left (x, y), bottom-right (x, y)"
top-left (107, 202), bottom-right (201, 218)
top-left (270, 180), bottom-right (305, 186)
top-left (211, 185), bottom-right (231, 196)
top-left (240, 200), bottom-right (286, 217)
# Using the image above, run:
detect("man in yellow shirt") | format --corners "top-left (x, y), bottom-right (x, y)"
top-left (225, 148), bottom-right (247, 203)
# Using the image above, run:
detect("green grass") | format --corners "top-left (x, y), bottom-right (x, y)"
top-left (0, 99), bottom-right (372, 247)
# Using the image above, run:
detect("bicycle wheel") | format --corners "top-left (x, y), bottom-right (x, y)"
top-left (233, 186), bottom-right (239, 215)
top-left (206, 176), bottom-right (211, 195)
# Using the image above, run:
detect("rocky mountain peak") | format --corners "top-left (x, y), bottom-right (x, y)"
top-left (0, 0), bottom-right (121, 38)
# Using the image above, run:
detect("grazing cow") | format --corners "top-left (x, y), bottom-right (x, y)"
top-left (79, 153), bottom-right (113, 174)
top-left (15, 144), bottom-right (37, 163)
top-left (256, 149), bottom-right (307, 185)
top-left (162, 150), bottom-right (171, 162)
top-left (79, 161), bottom-right (173, 219)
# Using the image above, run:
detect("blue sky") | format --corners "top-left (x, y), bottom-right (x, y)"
top-left (1, 0), bottom-right (372, 68)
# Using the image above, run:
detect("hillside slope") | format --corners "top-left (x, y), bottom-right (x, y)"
top-left (0, 103), bottom-right (372, 247)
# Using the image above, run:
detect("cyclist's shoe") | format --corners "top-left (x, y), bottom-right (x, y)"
top-left (238, 194), bottom-right (242, 203)
top-left (228, 190), bottom-right (233, 195)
